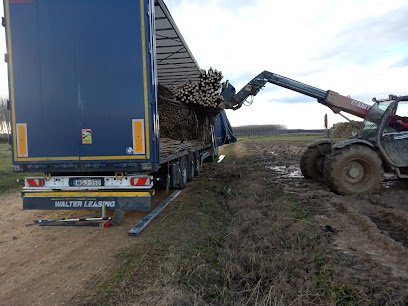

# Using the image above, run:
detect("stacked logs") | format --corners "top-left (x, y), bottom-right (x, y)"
top-left (158, 84), bottom-right (215, 155)
top-left (173, 68), bottom-right (224, 109)
top-left (158, 85), bottom-right (194, 140)
top-left (159, 138), bottom-right (205, 155)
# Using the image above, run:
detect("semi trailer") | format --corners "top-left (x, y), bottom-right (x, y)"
top-left (3, 0), bottom-right (236, 210)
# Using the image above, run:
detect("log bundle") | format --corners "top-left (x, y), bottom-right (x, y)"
top-left (173, 68), bottom-right (224, 109)
top-left (158, 84), bottom-right (215, 156)
top-left (158, 68), bottom-right (225, 156)
top-left (159, 138), bottom-right (205, 155)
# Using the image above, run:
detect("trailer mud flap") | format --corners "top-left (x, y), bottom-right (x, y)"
top-left (22, 190), bottom-right (154, 211)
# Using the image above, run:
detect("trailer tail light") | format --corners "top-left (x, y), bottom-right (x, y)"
top-left (130, 177), bottom-right (150, 186)
top-left (25, 178), bottom-right (44, 187)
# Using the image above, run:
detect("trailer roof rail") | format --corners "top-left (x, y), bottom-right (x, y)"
top-left (155, 0), bottom-right (201, 88)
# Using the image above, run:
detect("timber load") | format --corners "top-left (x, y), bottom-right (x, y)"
top-left (158, 84), bottom-right (215, 156)
top-left (158, 68), bottom-right (225, 156)
top-left (172, 68), bottom-right (224, 109)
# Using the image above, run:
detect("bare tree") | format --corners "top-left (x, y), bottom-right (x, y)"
top-left (0, 97), bottom-right (11, 135)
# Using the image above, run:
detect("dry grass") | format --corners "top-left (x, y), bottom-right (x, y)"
top-left (83, 140), bottom-right (398, 305)
top-left (217, 149), bottom-right (342, 305)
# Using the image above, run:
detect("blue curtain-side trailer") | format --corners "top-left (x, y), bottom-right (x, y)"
top-left (4, 0), bottom-right (236, 211)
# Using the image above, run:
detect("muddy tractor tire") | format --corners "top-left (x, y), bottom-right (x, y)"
top-left (300, 143), bottom-right (332, 181)
top-left (323, 145), bottom-right (383, 195)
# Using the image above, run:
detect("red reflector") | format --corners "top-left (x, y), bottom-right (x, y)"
top-left (26, 179), bottom-right (44, 187)
top-left (130, 177), bottom-right (149, 186)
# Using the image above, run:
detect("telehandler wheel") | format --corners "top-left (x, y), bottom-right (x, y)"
top-left (300, 143), bottom-right (331, 181)
top-left (179, 157), bottom-right (188, 189)
top-left (323, 145), bottom-right (383, 195)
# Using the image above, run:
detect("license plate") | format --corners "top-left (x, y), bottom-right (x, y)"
top-left (71, 178), bottom-right (103, 187)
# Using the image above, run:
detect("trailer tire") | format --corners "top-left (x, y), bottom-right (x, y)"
top-left (194, 153), bottom-right (201, 176)
top-left (324, 145), bottom-right (383, 195)
top-left (179, 157), bottom-right (188, 189)
top-left (300, 143), bottom-right (331, 181)
top-left (170, 162), bottom-right (180, 188)
top-left (188, 153), bottom-right (195, 182)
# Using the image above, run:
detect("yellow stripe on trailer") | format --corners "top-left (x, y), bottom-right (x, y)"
top-left (16, 123), bottom-right (28, 157)
top-left (18, 156), bottom-right (80, 161)
top-left (132, 119), bottom-right (145, 154)
top-left (80, 155), bottom-right (146, 161)
top-left (4, 0), bottom-right (17, 161)
top-left (140, 0), bottom-right (150, 159)
top-left (16, 154), bottom-right (149, 162)
top-left (24, 191), bottom-right (153, 197)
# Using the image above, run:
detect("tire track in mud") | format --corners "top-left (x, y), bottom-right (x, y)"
top-left (369, 215), bottom-right (408, 249)
top-left (252, 140), bottom-right (408, 294)
top-left (301, 189), bottom-right (408, 280)
top-left (363, 202), bottom-right (408, 250)
top-left (350, 193), bottom-right (408, 251)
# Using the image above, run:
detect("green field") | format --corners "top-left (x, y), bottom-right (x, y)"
top-left (0, 143), bottom-right (26, 193)
top-left (238, 132), bottom-right (326, 141)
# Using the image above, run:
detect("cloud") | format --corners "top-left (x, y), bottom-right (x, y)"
top-left (268, 95), bottom-right (316, 104)
top-left (224, 71), bottom-right (256, 87)
top-left (173, 0), bottom-right (262, 13)
top-left (207, 0), bottom-right (262, 13)
top-left (309, 6), bottom-right (408, 64)
top-left (389, 56), bottom-right (408, 69)
top-left (1, 0), bottom-right (406, 129)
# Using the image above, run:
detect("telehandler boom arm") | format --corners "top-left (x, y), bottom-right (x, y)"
top-left (221, 70), bottom-right (371, 119)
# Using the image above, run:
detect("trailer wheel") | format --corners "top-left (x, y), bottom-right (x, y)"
top-left (188, 153), bottom-right (195, 182)
top-left (179, 157), bottom-right (188, 189)
top-left (300, 143), bottom-right (331, 181)
top-left (324, 145), bottom-right (383, 195)
top-left (170, 162), bottom-right (179, 188)
top-left (194, 153), bottom-right (201, 176)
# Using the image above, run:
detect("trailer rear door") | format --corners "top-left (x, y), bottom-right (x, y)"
top-left (5, 0), bottom-right (155, 169)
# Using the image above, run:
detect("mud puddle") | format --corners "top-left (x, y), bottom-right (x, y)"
top-left (248, 139), bottom-right (408, 302)
top-left (266, 165), bottom-right (303, 178)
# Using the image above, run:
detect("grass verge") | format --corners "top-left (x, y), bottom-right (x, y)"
top-left (83, 139), bottom-right (398, 305)
top-left (86, 175), bottom-right (232, 305)
top-left (0, 143), bottom-right (26, 193)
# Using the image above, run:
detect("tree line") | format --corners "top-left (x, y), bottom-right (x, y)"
top-left (0, 96), bottom-right (11, 135)
top-left (232, 124), bottom-right (287, 136)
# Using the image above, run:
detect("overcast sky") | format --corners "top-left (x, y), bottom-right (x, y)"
top-left (0, 1), bottom-right (407, 129)
top-left (164, 0), bottom-right (408, 129)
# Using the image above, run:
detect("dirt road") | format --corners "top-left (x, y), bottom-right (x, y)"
top-left (0, 189), bottom-right (171, 305)
top-left (1, 138), bottom-right (408, 305)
